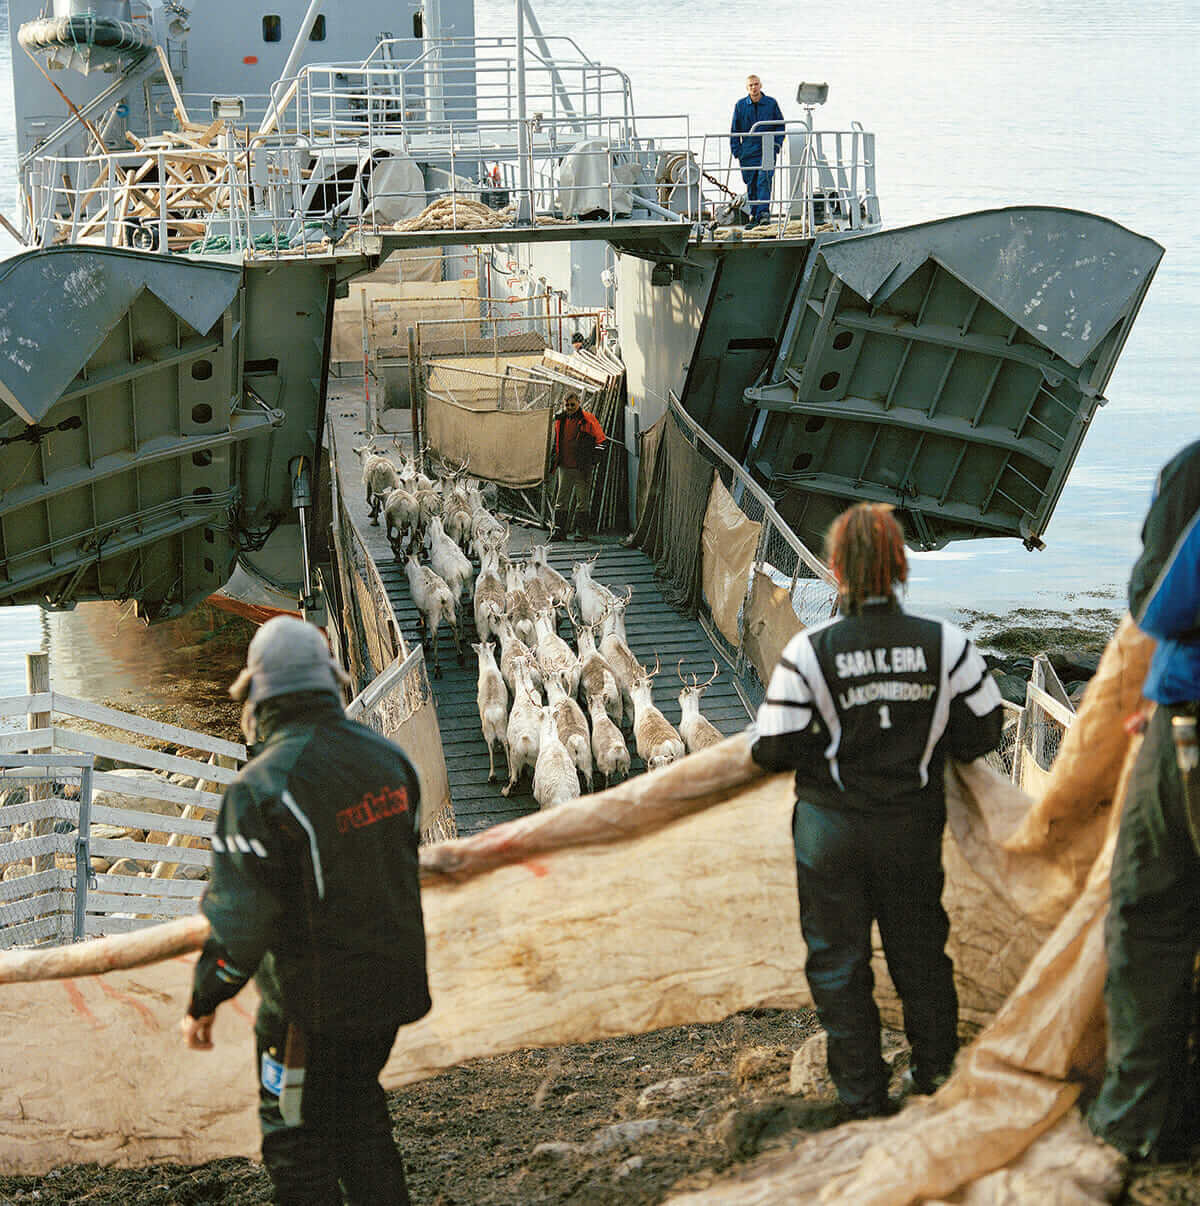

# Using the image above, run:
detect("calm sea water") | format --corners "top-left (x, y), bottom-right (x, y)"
top-left (0, 0), bottom-right (1195, 694)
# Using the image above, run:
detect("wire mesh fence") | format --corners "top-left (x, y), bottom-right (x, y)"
top-left (345, 647), bottom-right (457, 846)
top-left (663, 395), bottom-right (837, 709)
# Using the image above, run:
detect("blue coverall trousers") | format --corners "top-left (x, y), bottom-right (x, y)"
top-left (740, 167), bottom-right (774, 221)
top-left (1088, 704), bottom-right (1200, 1161)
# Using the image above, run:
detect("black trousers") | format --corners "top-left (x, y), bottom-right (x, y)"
top-left (793, 799), bottom-right (958, 1109)
top-left (1088, 705), bottom-right (1200, 1160)
top-left (256, 1018), bottom-right (410, 1205)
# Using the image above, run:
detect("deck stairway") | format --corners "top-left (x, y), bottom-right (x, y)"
top-left (375, 539), bottom-right (752, 837)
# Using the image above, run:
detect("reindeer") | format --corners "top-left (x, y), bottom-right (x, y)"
top-left (532, 705), bottom-right (581, 810)
top-left (575, 617), bottom-right (622, 726)
top-left (503, 656), bottom-right (543, 797)
top-left (533, 608), bottom-right (581, 698)
top-left (405, 556), bottom-right (462, 678)
top-left (544, 671), bottom-right (593, 792)
top-left (382, 484), bottom-right (420, 560)
top-left (505, 564), bottom-right (538, 648)
top-left (495, 615), bottom-right (543, 697)
top-left (355, 443), bottom-right (400, 524)
top-left (472, 542), bottom-right (508, 644)
top-left (677, 661), bottom-right (724, 754)
top-left (473, 641), bottom-right (510, 782)
top-left (529, 544), bottom-right (573, 609)
top-left (629, 655), bottom-right (686, 771)
top-left (599, 588), bottom-right (640, 724)
top-left (572, 552), bottom-right (617, 628)
top-left (587, 692), bottom-right (631, 788)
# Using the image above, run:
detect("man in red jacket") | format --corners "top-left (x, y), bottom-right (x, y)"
top-left (549, 392), bottom-right (606, 542)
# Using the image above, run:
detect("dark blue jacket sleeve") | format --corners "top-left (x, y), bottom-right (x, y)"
top-left (730, 100), bottom-right (745, 158)
top-left (769, 98), bottom-right (785, 152)
top-left (1130, 441), bottom-right (1200, 642)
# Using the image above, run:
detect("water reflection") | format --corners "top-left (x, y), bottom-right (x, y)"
top-left (44, 601), bottom-right (256, 714)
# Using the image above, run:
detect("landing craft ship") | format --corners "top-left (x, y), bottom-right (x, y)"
top-left (0, 0), bottom-right (1163, 624)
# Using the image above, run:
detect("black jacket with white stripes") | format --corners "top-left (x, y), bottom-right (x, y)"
top-left (189, 691), bottom-right (431, 1032)
top-left (751, 599), bottom-right (1003, 814)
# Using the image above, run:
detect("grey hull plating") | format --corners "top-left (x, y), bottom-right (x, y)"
top-left (737, 208), bottom-right (1163, 552)
top-left (0, 245), bottom-right (367, 618)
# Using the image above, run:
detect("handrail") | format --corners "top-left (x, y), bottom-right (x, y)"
top-left (667, 392), bottom-right (835, 587)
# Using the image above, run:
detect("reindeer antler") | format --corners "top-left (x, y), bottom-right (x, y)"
top-left (698, 660), bottom-right (720, 691)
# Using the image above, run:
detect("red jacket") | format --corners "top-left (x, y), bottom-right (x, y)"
top-left (553, 409), bottom-right (606, 471)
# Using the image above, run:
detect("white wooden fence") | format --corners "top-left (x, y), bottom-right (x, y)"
top-left (988, 654), bottom-right (1077, 794)
top-left (0, 690), bottom-right (246, 947)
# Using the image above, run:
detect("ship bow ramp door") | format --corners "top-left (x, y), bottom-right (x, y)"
top-left (746, 207), bottom-right (1163, 551)
top-left (0, 247), bottom-right (260, 618)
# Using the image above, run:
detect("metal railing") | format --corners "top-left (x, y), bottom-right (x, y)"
top-left (21, 37), bottom-right (879, 253)
top-left (328, 429), bottom-right (408, 689)
top-left (665, 393), bottom-right (837, 708)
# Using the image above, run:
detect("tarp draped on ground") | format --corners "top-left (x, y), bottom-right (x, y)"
top-left (0, 619), bottom-right (1152, 1201)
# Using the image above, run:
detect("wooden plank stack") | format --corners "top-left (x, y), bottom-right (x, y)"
top-left (65, 118), bottom-right (251, 252)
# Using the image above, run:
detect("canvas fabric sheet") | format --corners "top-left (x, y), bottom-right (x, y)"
top-left (422, 392), bottom-right (551, 487)
top-left (0, 619), bottom-right (1154, 1203)
top-left (700, 475), bottom-right (761, 647)
top-left (743, 571), bottom-right (804, 685)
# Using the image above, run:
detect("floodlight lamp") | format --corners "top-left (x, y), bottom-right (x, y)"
top-left (211, 95), bottom-right (246, 121)
top-left (796, 82), bottom-right (829, 106)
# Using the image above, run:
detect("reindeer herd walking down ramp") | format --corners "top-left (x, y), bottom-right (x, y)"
top-left (340, 426), bottom-right (752, 835)
top-left (382, 539), bottom-right (752, 835)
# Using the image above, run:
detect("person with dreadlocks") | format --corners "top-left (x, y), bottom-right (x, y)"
top-left (751, 502), bottom-right (1002, 1119)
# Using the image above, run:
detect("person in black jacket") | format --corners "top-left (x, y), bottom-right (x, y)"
top-left (751, 502), bottom-right (1002, 1119)
top-left (180, 616), bottom-right (430, 1205)
top-left (1087, 439), bottom-right (1200, 1163)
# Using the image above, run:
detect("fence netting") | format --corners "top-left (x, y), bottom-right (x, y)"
top-left (346, 649), bottom-right (456, 845)
top-left (636, 399), bottom-right (838, 706)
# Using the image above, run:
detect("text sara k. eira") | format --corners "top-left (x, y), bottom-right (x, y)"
top-left (834, 646), bottom-right (929, 679)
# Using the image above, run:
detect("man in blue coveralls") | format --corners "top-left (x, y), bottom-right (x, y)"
top-left (730, 74), bottom-right (785, 227)
top-left (1088, 439), bottom-right (1200, 1166)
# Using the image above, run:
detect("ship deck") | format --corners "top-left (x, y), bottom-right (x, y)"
top-left (328, 393), bottom-right (751, 837)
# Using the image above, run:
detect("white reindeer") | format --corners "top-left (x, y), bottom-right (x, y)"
top-left (532, 705), bottom-right (581, 810)
top-left (472, 544), bottom-right (508, 644)
top-left (355, 445), bottom-right (400, 524)
top-left (473, 642), bottom-right (509, 783)
top-left (382, 484), bottom-right (420, 560)
top-left (534, 608), bottom-right (580, 697)
top-left (405, 556), bottom-right (462, 678)
top-left (426, 515), bottom-right (473, 605)
top-left (587, 692), bottom-right (631, 788)
top-left (629, 657), bottom-right (686, 771)
top-left (545, 671), bottom-right (593, 792)
top-left (495, 616), bottom-right (543, 697)
top-left (571, 553), bottom-right (617, 628)
top-left (677, 661), bottom-right (724, 754)
top-left (529, 544), bottom-right (573, 609)
top-left (503, 657), bottom-right (543, 797)
top-left (505, 565), bottom-right (538, 648)
top-left (599, 589), bottom-right (641, 724)
top-left (576, 620), bottom-right (622, 726)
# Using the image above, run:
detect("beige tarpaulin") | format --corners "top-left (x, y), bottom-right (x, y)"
top-left (423, 391), bottom-right (551, 488)
top-left (0, 619), bottom-right (1153, 1201)
top-left (744, 571), bottom-right (804, 685)
top-left (330, 279), bottom-right (478, 361)
top-left (701, 474), bottom-right (761, 647)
